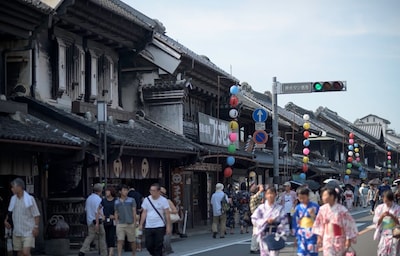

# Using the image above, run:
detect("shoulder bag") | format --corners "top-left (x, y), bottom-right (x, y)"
top-left (147, 197), bottom-right (166, 225)
top-left (262, 204), bottom-right (286, 251)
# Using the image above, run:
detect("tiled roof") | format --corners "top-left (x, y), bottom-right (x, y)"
top-left (17, 97), bottom-right (201, 154)
top-left (90, 0), bottom-right (154, 30)
top-left (18, 0), bottom-right (54, 13)
top-left (153, 32), bottom-right (239, 83)
top-left (0, 112), bottom-right (83, 147)
top-left (354, 123), bottom-right (383, 140)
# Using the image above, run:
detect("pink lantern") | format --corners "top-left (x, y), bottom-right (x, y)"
top-left (388, 156), bottom-right (392, 160)
top-left (229, 133), bottom-right (238, 142)
top-left (303, 148), bottom-right (310, 155)
top-left (387, 151), bottom-right (392, 156)
top-left (356, 157), bottom-right (361, 162)
top-left (349, 139), bottom-right (354, 144)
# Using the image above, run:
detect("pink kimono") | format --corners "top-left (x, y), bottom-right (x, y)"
top-left (373, 203), bottom-right (400, 256)
top-left (343, 190), bottom-right (354, 210)
top-left (251, 202), bottom-right (289, 256)
top-left (312, 203), bottom-right (358, 256)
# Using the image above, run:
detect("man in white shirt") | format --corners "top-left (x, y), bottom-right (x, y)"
top-left (139, 183), bottom-right (171, 256)
top-left (79, 183), bottom-right (107, 256)
top-left (4, 178), bottom-right (40, 256)
top-left (210, 183), bottom-right (228, 239)
top-left (279, 182), bottom-right (297, 230)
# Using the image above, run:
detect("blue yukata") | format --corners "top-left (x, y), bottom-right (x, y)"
top-left (292, 202), bottom-right (320, 256)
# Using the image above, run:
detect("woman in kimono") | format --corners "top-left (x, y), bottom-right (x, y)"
top-left (251, 187), bottom-right (289, 256)
top-left (312, 186), bottom-right (358, 256)
top-left (343, 186), bottom-right (354, 210)
top-left (373, 190), bottom-right (400, 255)
top-left (292, 187), bottom-right (320, 256)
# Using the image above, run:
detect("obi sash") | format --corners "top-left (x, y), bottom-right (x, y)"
top-left (382, 216), bottom-right (395, 230)
top-left (327, 223), bottom-right (343, 236)
top-left (299, 217), bottom-right (314, 228)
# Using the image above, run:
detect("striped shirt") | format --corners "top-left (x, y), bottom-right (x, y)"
top-left (12, 195), bottom-right (40, 237)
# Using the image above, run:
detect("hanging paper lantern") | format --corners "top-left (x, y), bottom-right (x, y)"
top-left (347, 157), bottom-right (353, 163)
top-left (388, 156), bottom-right (391, 160)
top-left (387, 151), bottom-right (392, 156)
top-left (229, 96), bottom-right (239, 107)
top-left (346, 169), bottom-right (352, 175)
top-left (303, 114), bottom-right (310, 121)
top-left (224, 167), bottom-right (233, 177)
top-left (303, 148), bottom-right (310, 155)
top-left (346, 163), bottom-right (353, 169)
top-left (229, 109), bottom-right (238, 118)
top-left (355, 153), bottom-right (360, 157)
top-left (354, 148), bottom-right (359, 153)
top-left (356, 157), bottom-right (361, 162)
top-left (229, 133), bottom-right (238, 142)
top-left (387, 146), bottom-right (391, 151)
top-left (230, 85), bottom-right (239, 95)
top-left (348, 151), bottom-right (354, 157)
top-left (354, 143), bottom-right (359, 148)
top-left (349, 133), bottom-right (354, 139)
top-left (226, 156), bottom-right (235, 166)
top-left (349, 139), bottom-right (354, 144)
top-left (303, 139), bottom-right (310, 147)
top-left (388, 165), bottom-right (392, 169)
top-left (388, 169), bottom-right (392, 172)
top-left (344, 175), bottom-right (350, 180)
top-left (299, 173), bottom-right (306, 179)
top-left (227, 144), bottom-right (236, 153)
top-left (303, 131), bottom-right (310, 138)
top-left (388, 160), bottom-right (392, 164)
top-left (348, 145), bottom-right (354, 151)
top-left (229, 121), bottom-right (239, 130)
top-left (302, 164), bottom-right (309, 172)
top-left (303, 156), bottom-right (309, 164)
top-left (303, 122), bottom-right (311, 130)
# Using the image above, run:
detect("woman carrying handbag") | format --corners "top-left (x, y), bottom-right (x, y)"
top-left (251, 186), bottom-right (289, 256)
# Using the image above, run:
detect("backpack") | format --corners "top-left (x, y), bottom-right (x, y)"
top-left (221, 194), bottom-right (230, 214)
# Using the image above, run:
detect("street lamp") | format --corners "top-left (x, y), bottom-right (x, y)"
top-left (97, 100), bottom-right (107, 188)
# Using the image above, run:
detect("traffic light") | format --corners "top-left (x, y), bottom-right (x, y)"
top-left (312, 81), bottom-right (346, 92)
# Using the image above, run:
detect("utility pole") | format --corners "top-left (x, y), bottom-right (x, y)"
top-left (272, 77), bottom-right (279, 185)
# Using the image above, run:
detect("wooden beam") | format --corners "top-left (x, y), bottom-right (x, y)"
top-left (0, 23), bottom-right (30, 39)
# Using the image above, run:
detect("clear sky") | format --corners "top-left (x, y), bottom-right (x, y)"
top-left (125, 0), bottom-right (400, 132)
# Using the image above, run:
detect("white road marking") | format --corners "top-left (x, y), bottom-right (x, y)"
top-left (182, 238), bottom-right (250, 256)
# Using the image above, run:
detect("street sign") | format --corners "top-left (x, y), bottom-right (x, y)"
top-left (279, 82), bottom-right (312, 94)
top-left (255, 122), bottom-right (265, 131)
top-left (255, 144), bottom-right (266, 149)
top-left (253, 130), bottom-right (268, 144)
top-left (252, 108), bottom-right (268, 122)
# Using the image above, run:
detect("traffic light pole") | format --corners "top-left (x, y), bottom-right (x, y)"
top-left (272, 77), bottom-right (280, 185)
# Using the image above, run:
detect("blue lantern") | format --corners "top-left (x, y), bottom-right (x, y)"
top-left (387, 146), bottom-right (391, 151)
top-left (344, 175), bottom-right (350, 180)
top-left (226, 156), bottom-right (235, 166)
top-left (230, 85), bottom-right (239, 95)
top-left (303, 139), bottom-right (310, 147)
top-left (348, 145), bottom-right (354, 151)
top-left (354, 143), bottom-right (359, 148)
top-left (299, 173), bottom-right (306, 180)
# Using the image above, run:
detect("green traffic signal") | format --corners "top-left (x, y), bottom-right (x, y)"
top-left (313, 82), bottom-right (323, 91)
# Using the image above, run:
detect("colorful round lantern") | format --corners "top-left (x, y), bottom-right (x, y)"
top-left (299, 173), bottom-right (306, 179)
top-left (344, 175), bottom-right (350, 180)
top-left (229, 121), bottom-right (239, 130)
top-left (354, 143), bottom-right (359, 148)
top-left (354, 148), bottom-right (359, 153)
top-left (349, 133), bottom-right (354, 139)
top-left (230, 85), bottom-right (239, 95)
top-left (303, 139), bottom-right (310, 147)
top-left (345, 169), bottom-right (352, 175)
top-left (303, 122), bottom-right (311, 130)
top-left (388, 156), bottom-right (391, 160)
top-left (346, 163), bottom-right (352, 169)
top-left (229, 109), bottom-right (238, 118)
top-left (387, 151), bottom-right (392, 156)
top-left (348, 151), bottom-right (354, 157)
top-left (349, 139), bottom-right (354, 145)
top-left (303, 148), bottom-right (310, 155)
top-left (355, 153), bottom-right (360, 157)
top-left (348, 145), bottom-right (354, 151)
top-left (229, 95), bottom-right (239, 107)
top-left (226, 156), bottom-right (235, 166)
top-left (347, 157), bottom-right (353, 163)
top-left (228, 144), bottom-right (236, 153)
top-left (303, 114), bottom-right (310, 121)
top-left (224, 167), bottom-right (233, 177)
top-left (303, 156), bottom-right (309, 164)
top-left (303, 131), bottom-right (310, 138)
top-left (229, 132), bottom-right (238, 142)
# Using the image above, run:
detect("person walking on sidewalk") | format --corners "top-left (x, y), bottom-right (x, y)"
top-left (278, 182), bottom-right (297, 230)
top-left (210, 183), bottom-right (228, 238)
top-left (4, 178), bottom-right (40, 256)
top-left (102, 186), bottom-right (117, 256)
top-left (115, 184), bottom-right (137, 256)
top-left (359, 183), bottom-right (369, 208)
top-left (79, 183), bottom-right (107, 256)
top-left (139, 183), bottom-right (171, 256)
top-left (249, 184), bottom-right (264, 254)
top-left (343, 186), bottom-right (354, 210)
top-left (160, 186), bottom-right (178, 255)
top-left (368, 184), bottom-right (378, 214)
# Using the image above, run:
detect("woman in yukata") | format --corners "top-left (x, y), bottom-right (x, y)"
top-left (292, 187), bottom-right (320, 256)
top-left (312, 186), bottom-right (358, 256)
top-left (373, 190), bottom-right (400, 256)
top-left (251, 186), bottom-right (289, 256)
top-left (343, 186), bottom-right (354, 210)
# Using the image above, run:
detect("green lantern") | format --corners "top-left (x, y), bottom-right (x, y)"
top-left (346, 163), bottom-right (352, 169)
top-left (228, 144), bottom-right (236, 153)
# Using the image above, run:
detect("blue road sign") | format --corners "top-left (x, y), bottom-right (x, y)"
top-left (253, 130), bottom-right (268, 144)
top-left (252, 108), bottom-right (268, 122)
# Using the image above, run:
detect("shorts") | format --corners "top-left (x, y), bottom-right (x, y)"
top-left (13, 236), bottom-right (35, 251)
top-left (116, 223), bottom-right (136, 242)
